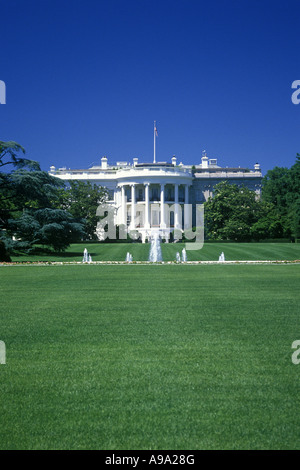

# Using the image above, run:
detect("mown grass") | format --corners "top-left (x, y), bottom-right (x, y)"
top-left (10, 242), bottom-right (300, 262)
top-left (0, 264), bottom-right (299, 449)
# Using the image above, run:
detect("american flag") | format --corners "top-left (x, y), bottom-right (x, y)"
top-left (155, 125), bottom-right (158, 136)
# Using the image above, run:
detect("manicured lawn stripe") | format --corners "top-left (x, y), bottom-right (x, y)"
top-left (10, 242), bottom-right (300, 263)
top-left (0, 265), bottom-right (299, 449)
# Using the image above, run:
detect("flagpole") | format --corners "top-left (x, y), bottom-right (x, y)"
top-left (153, 120), bottom-right (156, 164)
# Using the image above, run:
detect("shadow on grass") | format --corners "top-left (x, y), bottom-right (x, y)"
top-left (12, 248), bottom-right (86, 260)
top-left (49, 251), bottom-right (87, 259)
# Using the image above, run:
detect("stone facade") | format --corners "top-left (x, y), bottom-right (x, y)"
top-left (50, 153), bottom-right (262, 241)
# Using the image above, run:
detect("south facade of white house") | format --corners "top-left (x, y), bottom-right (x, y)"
top-left (50, 152), bottom-right (262, 242)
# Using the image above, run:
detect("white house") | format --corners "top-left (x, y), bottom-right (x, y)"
top-left (50, 151), bottom-right (262, 242)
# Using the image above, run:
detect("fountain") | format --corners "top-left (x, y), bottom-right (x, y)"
top-left (125, 252), bottom-right (133, 263)
top-left (218, 252), bottom-right (225, 262)
top-left (148, 233), bottom-right (163, 262)
top-left (181, 248), bottom-right (187, 262)
top-left (83, 248), bottom-right (88, 263)
top-left (88, 254), bottom-right (92, 263)
top-left (176, 252), bottom-right (181, 263)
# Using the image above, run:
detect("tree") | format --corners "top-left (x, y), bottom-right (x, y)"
top-left (204, 181), bottom-right (263, 241)
top-left (10, 208), bottom-right (85, 252)
top-left (0, 141), bottom-right (39, 259)
top-left (0, 142), bottom-right (37, 229)
top-left (205, 155), bottom-right (300, 242)
top-left (0, 140), bottom-right (85, 258)
top-left (0, 240), bottom-right (11, 262)
top-left (0, 140), bottom-right (39, 171)
top-left (0, 142), bottom-right (64, 229)
top-left (56, 180), bottom-right (108, 239)
top-left (286, 155), bottom-right (300, 241)
top-left (250, 201), bottom-right (285, 241)
top-left (287, 198), bottom-right (300, 242)
top-left (262, 154), bottom-right (300, 240)
top-left (262, 166), bottom-right (290, 209)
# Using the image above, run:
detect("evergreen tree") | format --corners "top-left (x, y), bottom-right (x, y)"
top-left (0, 140), bottom-right (85, 258)
top-left (10, 208), bottom-right (84, 252)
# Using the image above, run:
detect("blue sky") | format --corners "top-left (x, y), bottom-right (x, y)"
top-left (1, 0), bottom-right (300, 174)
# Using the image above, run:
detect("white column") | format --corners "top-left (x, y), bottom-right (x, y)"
top-left (184, 184), bottom-right (190, 230)
top-left (145, 183), bottom-right (150, 228)
top-left (130, 184), bottom-right (136, 229)
top-left (174, 183), bottom-right (179, 228)
top-left (160, 183), bottom-right (165, 228)
top-left (121, 185), bottom-right (126, 226)
top-left (185, 184), bottom-right (189, 205)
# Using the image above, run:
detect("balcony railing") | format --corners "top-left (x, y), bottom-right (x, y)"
top-left (118, 166), bottom-right (192, 176)
top-left (126, 198), bottom-right (187, 204)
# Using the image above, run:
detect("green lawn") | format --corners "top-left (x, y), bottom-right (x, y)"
top-left (10, 241), bottom-right (300, 262)
top-left (0, 264), bottom-right (299, 449)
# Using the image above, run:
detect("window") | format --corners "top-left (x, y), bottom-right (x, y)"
top-left (152, 187), bottom-right (159, 201)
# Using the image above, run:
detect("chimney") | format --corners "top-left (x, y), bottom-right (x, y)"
top-left (172, 155), bottom-right (177, 166)
top-left (50, 165), bottom-right (56, 173)
top-left (101, 156), bottom-right (108, 169)
top-left (133, 157), bottom-right (138, 167)
top-left (201, 150), bottom-right (208, 169)
top-left (254, 163), bottom-right (261, 171)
